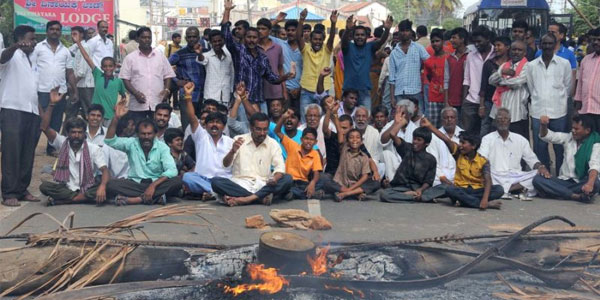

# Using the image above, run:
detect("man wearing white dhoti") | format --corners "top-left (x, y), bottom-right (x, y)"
top-left (478, 108), bottom-right (550, 199)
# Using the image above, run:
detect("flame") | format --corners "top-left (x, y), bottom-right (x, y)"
top-left (307, 245), bottom-right (330, 276)
top-left (223, 264), bottom-right (289, 296)
top-left (324, 284), bottom-right (365, 298)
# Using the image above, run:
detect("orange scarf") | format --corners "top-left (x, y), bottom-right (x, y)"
top-left (491, 57), bottom-right (527, 107)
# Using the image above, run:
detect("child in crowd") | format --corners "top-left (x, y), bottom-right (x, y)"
top-left (72, 29), bottom-right (126, 126)
top-left (381, 109), bottom-right (444, 202)
top-left (164, 128), bottom-right (195, 176)
top-left (421, 117), bottom-right (504, 209)
top-left (274, 109), bottom-right (323, 199)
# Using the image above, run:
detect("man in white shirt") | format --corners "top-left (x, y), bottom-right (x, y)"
top-left (31, 21), bottom-right (78, 156)
top-left (39, 89), bottom-right (109, 206)
top-left (426, 107), bottom-right (463, 186)
top-left (0, 26), bottom-right (41, 207)
top-left (533, 115), bottom-right (600, 202)
top-left (211, 112), bottom-right (292, 206)
top-left (86, 20), bottom-right (114, 67)
top-left (527, 33), bottom-right (573, 174)
top-left (180, 83), bottom-right (233, 200)
top-left (0, 32), bottom-right (4, 51)
top-left (479, 108), bottom-right (550, 199)
top-left (379, 99), bottom-right (418, 180)
top-left (66, 26), bottom-right (95, 121)
top-left (197, 30), bottom-right (234, 105)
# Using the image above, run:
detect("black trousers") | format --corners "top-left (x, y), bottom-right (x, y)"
top-left (1, 109), bottom-right (41, 199)
top-left (128, 110), bottom-right (153, 125)
top-left (211, 175), bottom-right (293, 201)
top-left (106, 178), bottom-right (183, 202)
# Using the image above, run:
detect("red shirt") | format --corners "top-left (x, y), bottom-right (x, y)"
top-left (445, 51), bottom-right (469, 107)
top-left (424, 54), bottom-right (448, 103)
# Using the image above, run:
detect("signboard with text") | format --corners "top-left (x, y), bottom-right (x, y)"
top-left (501, 0), bottom-right (528, 6)
top-left (14, 0), bottom-right (114, 34)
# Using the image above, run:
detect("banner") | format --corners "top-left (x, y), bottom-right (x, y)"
top-left (14, 0), bottom-right (114, 34)
top-left (500, 0), bottom-right (528, 6)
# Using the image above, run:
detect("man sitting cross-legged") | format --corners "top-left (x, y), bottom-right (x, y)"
top-left (532, 115), bottom-right (600, 202)
top-left (275, 109), bottom-right (324, 200)
top-left (104, 99), bottom-right (182, 205)
top-left (211, 112), bottom-right (293, 206)
top-left (381, 109), bottom-right (444, 202)
top-left (479, 108), bottom-right (550, 199)
top-left (320, 127), bottom-right (381, 202)
top-left (421, 117), bottom-right (504, 209)
top-left (180, 82), bottom-right (233, 201)
top-left (39, 88), bottom-right (110, 206)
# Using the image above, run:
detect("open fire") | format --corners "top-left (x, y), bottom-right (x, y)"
top-left (324, 284), bottom-right (366, 298)
top-left (307, 245), bottom-right (330, 275)
top-left (222, 264), bottom-right (289, 296)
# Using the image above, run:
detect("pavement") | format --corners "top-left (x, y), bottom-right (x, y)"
top-left (1, 136), bottom-right (599, 248)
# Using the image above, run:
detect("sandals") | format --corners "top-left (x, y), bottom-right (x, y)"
top-left (46, 197), bottom-right (56, 207)
top-left (21, 193), bottom-right (41, 202)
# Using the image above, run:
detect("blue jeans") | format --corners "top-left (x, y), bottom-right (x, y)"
top-left (422, 84), bottom-right (429, 118)
top-left (182, 173), bottom-right (213, 194)
top-left (300, 90), bottom-right (322, 123)
top-left (531, 116), bottom-right (568, 173)
top-left (445, 185), bottom-right (504, 208)
top-left (358, 89), bottom-right (371, 112)
top-left (533, 174), bottom-right (600, 200)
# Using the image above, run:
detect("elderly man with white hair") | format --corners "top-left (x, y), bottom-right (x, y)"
top-left (478, 108), bottom-right (550, 199)
top-left (426, 107), bottom-right (463, 186)
top-left (379, 99), bottom-right (418, 180)
top-left (354, 106), bottom-right (385, 178)
top-left (299, 103), bottom-right (334, 159)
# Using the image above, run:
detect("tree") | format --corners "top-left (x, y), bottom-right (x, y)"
top-left (572, 0), bottom-right (599, 35)
top-left (0, 1), bottom-right (14, 46)
top-left (432, 0), bottom-right (462, 26)
top-left (442, 17), bottom-right (463, 30)
top-left (385, 0), bottom-right (422, 21)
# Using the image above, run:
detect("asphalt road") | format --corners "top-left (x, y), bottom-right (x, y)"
top-left (1, 135), bottom-right (598, 248)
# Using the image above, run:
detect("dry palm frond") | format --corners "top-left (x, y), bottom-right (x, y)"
top-left (0, 204), bottom-right (214, 299)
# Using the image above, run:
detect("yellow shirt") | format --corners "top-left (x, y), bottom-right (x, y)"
top-left (165, 43), bottom-right (182, 58)
top-left (452, 144), bottom-right (488, 189)
top-left (281, 135), bottom-right (322, 181)
top-left (300, 44), bottom-right (332, 92)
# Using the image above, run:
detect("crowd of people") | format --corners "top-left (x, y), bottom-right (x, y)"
top-left (1, 1), bottom-right (600, 209)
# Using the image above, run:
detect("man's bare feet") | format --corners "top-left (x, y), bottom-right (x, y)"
top-left (487, 200), bottom-right (502, 209)
top-left (224, 195), bottom-right (239, 207)
top-left (334, 192), bottom-right (345, 202)
top-left (357, 193), bottom-right (367, 201)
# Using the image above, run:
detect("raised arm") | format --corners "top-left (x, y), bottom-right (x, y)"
top-left (341, 15), bottom-right (355, 51)
top-left (271, 12), bottom-right (287, 27)
top-left (380, 107), bottom-right (406, 145)
top-left (221, 0), bottom-right (235, 25)
top-left (296, 9), bottom-right (307, 51)
top-left (316, 67), bottom-right (331, 95)
top-left (0, 41), bottom-right (32, 64)
top-left (327, 10), bottom-right (338, 52)
top-left (373, 16), bottom-right (393, 52)
top-left (322, 96), bottom-right (335, 138)
top-left (223, 137), bottom-right (244, 168)
top-left (183, 82), bottom-right (200, 133)
top-left (71, 30), bottom-right (95, 69)
top-left (420, 117), bottom-right (458, 155)
top-left (40, 87), bottom-right (64, 142)
top-left (106, 98), bottom-right (129, 139)
top-left (274, 109), bottom-right (292, 140)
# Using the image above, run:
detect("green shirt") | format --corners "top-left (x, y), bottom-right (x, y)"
top-left (104, 137), bottom-right (177, 182)
top-left (91, 67), bottom-right (126, 120)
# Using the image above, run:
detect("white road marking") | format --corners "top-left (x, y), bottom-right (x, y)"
top-left (307, 199), bottom-right (321, 216)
